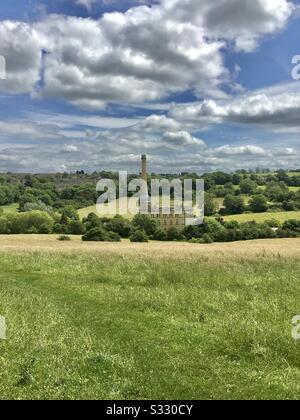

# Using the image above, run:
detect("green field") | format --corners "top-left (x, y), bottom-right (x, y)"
top-left (1, 247), bottom-right (300, 400)
top-left (222, 211), bottom-right (300, 224)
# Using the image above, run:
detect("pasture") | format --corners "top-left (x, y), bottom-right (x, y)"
top-left (0, 236), bottom-right (300, 400)
top-left (222, 211), bottom-right (300, 224)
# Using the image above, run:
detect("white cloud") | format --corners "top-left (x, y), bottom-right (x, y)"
top-left (170, 82), bottom-right (300, 132)
top-left (162, 131), bottom-right (206, 147)
top-left (0, 0), bottom-right (295, 107)
top-left (162, 0), bottom-right (295, 52)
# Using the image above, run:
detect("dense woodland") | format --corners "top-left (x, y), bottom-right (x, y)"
top-left (0, 169), bottom-right (300, 243)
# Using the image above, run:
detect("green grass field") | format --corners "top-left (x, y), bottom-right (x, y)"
top-left (0, 247), bottom-right (300, 400)
top-left (222, 211), bottom-right (300, 223)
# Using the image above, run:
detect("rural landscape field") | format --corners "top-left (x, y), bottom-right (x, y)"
top-left (1, 0), bottom-right (300, 404)
top-left (1, 237), bottom-right (300, 400)
top-left (0, 167), bottom-right (300, 400)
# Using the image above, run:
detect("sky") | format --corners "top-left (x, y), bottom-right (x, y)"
top-left (0, 0), bottom-right (300, 173)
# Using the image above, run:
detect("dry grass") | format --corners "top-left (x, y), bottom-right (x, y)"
top-left (0, 234), bottom-right (299, 260)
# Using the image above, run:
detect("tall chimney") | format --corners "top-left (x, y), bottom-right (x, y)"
top-left (141, 154), bottom-right (147, 183)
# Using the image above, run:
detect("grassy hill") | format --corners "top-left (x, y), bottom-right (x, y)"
top-left (78, 197), bottom-right (135, 220)
top-left (0, 242), bottom-right (300, 399)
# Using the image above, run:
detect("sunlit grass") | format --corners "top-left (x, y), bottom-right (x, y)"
top-left (0, 250), bottom-right (300, 400)
top-left (222, 211), bottom-right (300, 223)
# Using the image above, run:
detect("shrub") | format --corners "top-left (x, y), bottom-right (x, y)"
top-left (283, 220), bottom-right (300, 233)
top-left (249, 195), bottom-right (269, 213)
top-left (23, 201), bottom-right (53, 214)
top-left (130, 229), bottom-right (149, 243)
top-left (200, 234), bottom-right (214, 244)
top-left (58, 235), bottom-right (71, 241)
top-left (82, 228), bottom-right (108, 242)
top-left (204, 219), bottom-right (227, 241)
top-left (189, 238), bottom-right (202, 244)
top-left (132, 214), bottom-right (158, 236)
top-left (38, 223), bottom-right (52, 234)
top-left (152, 228), bottom-right (168, 241)
top-left (264, 219), bottom-right (282, 228)
top-left (167, 227), bottom-right (185, 241)
top-left (7, 211), bottom-right (54, 234)
top-left (223, 195), bottom-right (245, 215)
top-left (182, 225), bottom-right (203, 240)
top-left (68, 220), bottom-right (86, 235)
top-left (107, 231), bottom-right (121, 242)
top-left (82, 213), bottom-right (103, 230)
top-left (276, 229), bottom-right (297, 238)
top-left (26, 227), bottom-right (39, 234)
top-left (106, 216), bottom-right (131, 238)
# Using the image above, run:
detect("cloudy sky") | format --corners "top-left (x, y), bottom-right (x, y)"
top-left (0, 0), bottom-right (299, 173)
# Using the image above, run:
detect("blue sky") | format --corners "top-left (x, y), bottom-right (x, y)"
top-left (0, 0), bottom-right (299, 173)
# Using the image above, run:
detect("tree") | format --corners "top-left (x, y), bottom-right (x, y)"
top-left (106, 216), bottom-right (131, 238)
top-left (82, 227), bottom-right (108, 242)
top-left (68, 220), bottom-right (86, 235)
top-left (132, 214), bottom-right (158, 236)
top-left (130, 229), bottom-right (149, 243)
top-left (240, 179), bottom-right (258, 194)
top-left (204, 193), bottom-right (217, 216)
top-left (223, 195), bottom-right (245, 215)
top-left (249, 195), bottom-right (269, 213)
top-left (60, 206), bottom-right (79, 224)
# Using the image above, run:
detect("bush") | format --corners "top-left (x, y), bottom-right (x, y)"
top-left (167, 227), bottom-right (185, 241)
top-left (152, 228), bottom-right (168, 241)
top-left (264, 219), bottom-right (282, 228)
top-left (132, 214), bottom-right (158, 236)
top-left (83, 213), bottom-right (103, 230)
top-left (283, 220), bottom-right (300, 233)
top-left (38, 223), bottom-right (52, 234)
top-left (26, 227), bottom-right (39, 234)
top-left (106, 216), bottom-right (131, 238)
top-left (249, 195), bottom-right (269, 213)
top-left (58, 235), bottom-right (71, 241)
top-left (68, 220), bottom-right (86, 235)
top-left (223, 195), bottom-right (245, 215)
top-left (200, 234), bottom-right (214, 244)
top-left (204, 219), bottom-right (227, 241)
top-left (7, 211), bottom-right (54, 234)
top-left (276, 229), bottom-right (297, 238)
top-left (106, 231), bottom-right (121, 242)
top-left (130, 229), bottom-right (149, 243)
top-left (82, 228), bottom-right (108, 242)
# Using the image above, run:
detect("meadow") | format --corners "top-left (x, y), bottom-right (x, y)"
top-left (1, 236), bottom-right (300, 400)
top-left (222, 211), bottom-right (300, 224)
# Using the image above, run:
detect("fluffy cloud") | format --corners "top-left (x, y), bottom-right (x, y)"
top-left (0, 21), bottom-right (44, 93)
top-left (170, 82), bottom-right (300, 132)
top-left (162, 0), bottom-right (294, 51)
top-left (0, 113), bottom-right (299, 173)
top-left (0, 0), bottom-right (295, 107)
top-left (0, 120), bottom-right (66, 140)
top-left (161, 131), bottom-right (206, 147)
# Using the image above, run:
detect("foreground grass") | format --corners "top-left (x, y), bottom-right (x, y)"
top-left (0, 251), bottom-right (300, 400)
